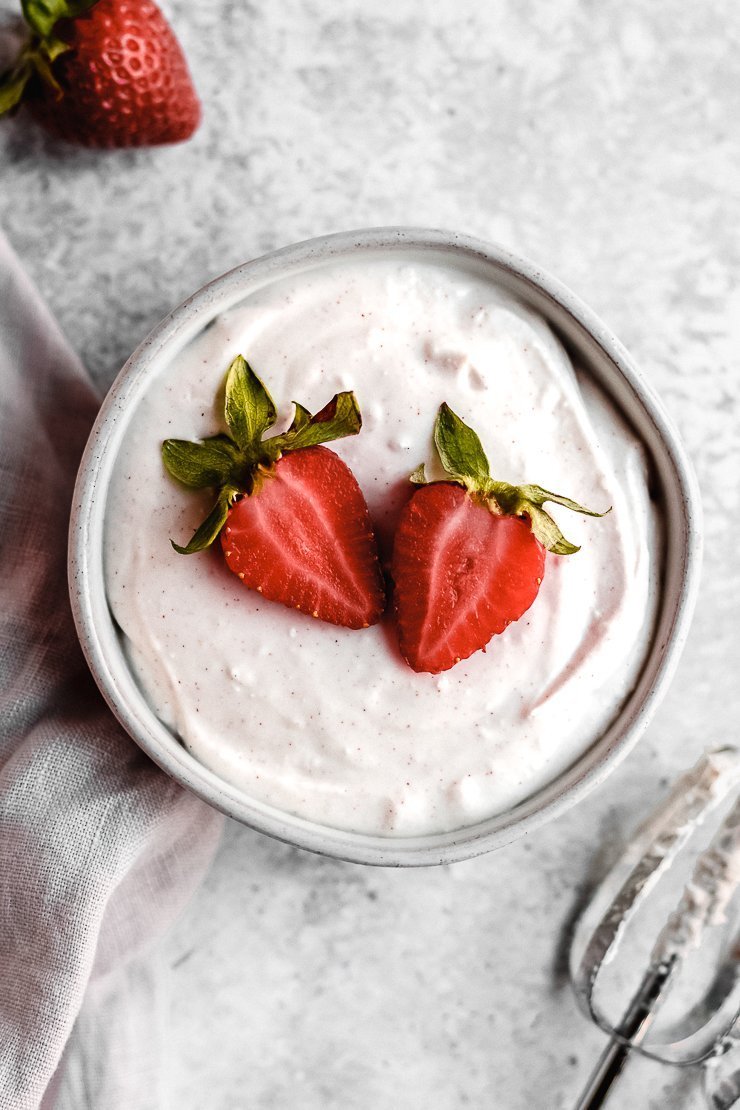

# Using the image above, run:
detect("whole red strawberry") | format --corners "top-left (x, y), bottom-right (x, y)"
top-left (162, 356), bottom-right (386, 630)
top-left (0, 0), bottom-right (200, 147)
top-left (391, 404), bottom-right (606, 674)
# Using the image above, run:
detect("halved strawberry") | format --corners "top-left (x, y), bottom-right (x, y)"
top-left (392, 404), bottom-right (607, 673)
top-left (162, 356), bottom-right (385, 630)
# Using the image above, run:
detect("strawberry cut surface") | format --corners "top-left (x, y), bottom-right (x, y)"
top-left (392, 483), bottom-right (546, 673)
top-left (221, 446), bottom-right (385, 630)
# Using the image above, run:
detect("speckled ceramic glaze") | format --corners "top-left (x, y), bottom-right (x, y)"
top-left (68, 228), bottom-right (702, 866)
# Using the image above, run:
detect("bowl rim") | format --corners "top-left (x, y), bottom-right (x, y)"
top-left (68, 226), bottom-right (703, 867)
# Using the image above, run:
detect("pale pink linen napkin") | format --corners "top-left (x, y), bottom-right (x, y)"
top-left (0, 229), bottom-right (223, 1110)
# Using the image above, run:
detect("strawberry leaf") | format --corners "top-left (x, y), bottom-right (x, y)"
top-left (165, 358), bottom-right (366, 558)
top-left (268, 391), bottom-right (362, 454)
top-left (21, 0), bottom-right (98, 40)
top-left (171, 486), bottom-right (238, 555)
top-left (288, 401), bottom-right (312, 432)
top-left (30, 47), bottom-right (64, 93)
top-left (413, 402), bottom-right (609, 556)
top-left (488, 481), bottom-right (610, 554)
top-left (409, 463), bottom-right (427, 485)
top-left (517, 484), bottom-right (609, 518)
top-left (434, 403), bottom-right (491, 489)
top-left (224, 356), bottom-right (277, 456)
top-left (521, 503), bottom-right (581, 555)
top-left (162, 435), bottom-right (242, 489)
top-left (0, 61), bottom-right (32, 115)
top-left (43, 35), bottom-right (73, 62)
top-left (513, 486), bottom-right (610, 554)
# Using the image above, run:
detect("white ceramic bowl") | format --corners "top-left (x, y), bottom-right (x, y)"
top-left (68, 228), bottom-right (702, 866)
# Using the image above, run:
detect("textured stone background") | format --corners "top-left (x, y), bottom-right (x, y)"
top-left (2, 1), bottom-right (739, 1107)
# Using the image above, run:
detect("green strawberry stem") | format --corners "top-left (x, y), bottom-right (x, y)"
top-left (411, 402), bottom-right (609, 555)
top-left (0, 0), bottom-right (99, 116)
top-left (162, 355), bottom-right (363, 554)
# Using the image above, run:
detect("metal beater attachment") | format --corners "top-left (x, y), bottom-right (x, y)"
top-left (569, 748), bottom-right (740, 1109)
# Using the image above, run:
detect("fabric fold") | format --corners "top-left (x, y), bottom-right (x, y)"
top-left (0, 229), bottom-right (223, 1110)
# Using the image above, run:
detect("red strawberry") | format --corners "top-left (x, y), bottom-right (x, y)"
top-left (393, 484), bottom-right (546, 674)
top-left (0, 0), bottom-right (200, 147)
top-left (392, 404), bottom-right (606, 673)
top-left (162, 356), bottom-right (385, 630)
top-left (222, 447), bottom-right (383, 629)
